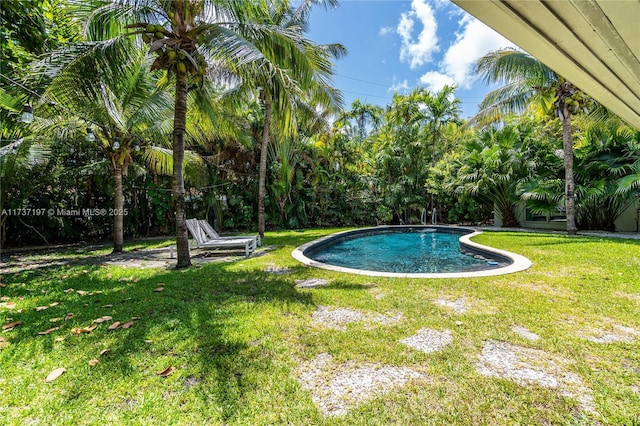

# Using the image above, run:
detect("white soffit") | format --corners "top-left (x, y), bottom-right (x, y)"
top-left (452, 0), bottom-right (640, 130)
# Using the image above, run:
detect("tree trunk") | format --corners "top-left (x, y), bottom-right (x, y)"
top-left (501, 203), bottom-right (518, 227)
top-left (112, 163), bottom-right (124, 253)
top-left (562, 110), bottom-right (578, 235)
top-left (172, 71), bottom-right (192, 268)
top-left (113, 163), bottom-right (124, 253)
top-left (258, 91), bottom-right (272, 238)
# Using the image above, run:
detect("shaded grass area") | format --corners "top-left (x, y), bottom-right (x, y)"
top-left (1, 229), bottom-right (639, 425)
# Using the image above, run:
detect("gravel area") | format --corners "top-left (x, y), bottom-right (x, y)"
top-left (511, 325), bottom-right (541, 341)
top-left (0, 246), bottom-right (242, 273)
top-left (400, 328), bottom-right (453, 354)
top-left (298, 353), bottom-right (424, 416)
top-left (263, 265), bottom-right (293, 275)
top-left (295, 278), bottom-right (330, 288)
top-left (476, 340), bottom-right (595, 413)
top-left (434, 297), bottom-right (468, 313)
top-left (580, 324), bottom-right (639, 343)
top-left (311, 306), bottom-right (402, 330)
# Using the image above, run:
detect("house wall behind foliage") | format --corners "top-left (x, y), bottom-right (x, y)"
top-left (494, 201), bottom-right (639, 233)
top-left (615, 201), bottom-right (639, 232)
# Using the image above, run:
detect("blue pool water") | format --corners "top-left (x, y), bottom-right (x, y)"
top-left (306, 228), bottom-right (507, 274)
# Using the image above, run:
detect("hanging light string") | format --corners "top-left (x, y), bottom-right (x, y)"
top-left (0, 71), bottom-right (143, 149)
top-left (0, 71), bottom-right (101, 129)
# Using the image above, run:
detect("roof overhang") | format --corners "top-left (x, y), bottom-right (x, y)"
top-left (451, 0), bottom-right (640, 130)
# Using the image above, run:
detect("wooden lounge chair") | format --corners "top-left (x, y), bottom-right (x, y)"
top-left (198, 219), bottom-right (261, 248)
top-left (185, 218), bottom-right (256, 257)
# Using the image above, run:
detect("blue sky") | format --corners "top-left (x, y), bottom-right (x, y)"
top-left (307, 0), bottom-right (517, 119)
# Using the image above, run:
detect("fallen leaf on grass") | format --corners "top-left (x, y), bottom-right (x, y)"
top-left (54, 337), bottom-right (65, 342)
top-left (0, 337), bottom-right (9, 349)
top-left (157, 366), bottom-right (175, 377)
top-left (49, 302), bottom-right (59, 307)
top-left (121, 321), bottom-right (134, 329)
top-left (130, 317), bottom-right (141, 321)
top-left (153, 287), bottom-right (164, 292)
top-left (2, 321), bottom-right (22, 331)
top-left (100, 349), bottom-right (111, 356)
top-left (64, 313), bottom-right (74, 321)
top-left (93, 316), bottom-right (112, 324)
top-left (101, 304), bottom-right (113, 308)
top-left (76, 290), bottom-right (88, 296)
top-left (38, 327), bottom-right (61, 335)
top-left (108, 322), bottom-right (121, 330)
top-left (0, 296), bottom-right (9, 301)
top-left (71, 324), bottom-right (97, 334)
top-left (45, 367), bottom-right (66, 382)
top-left (49, 317), bottom-right (63, 323)
top-left (0, 301), bottom-right (16, 309)
top-left (35, 306), bottom-right (49, 312)
top-left (88, 359), bottom-right (99, 366)
top-left (64, 288), bottom-right (74, 294)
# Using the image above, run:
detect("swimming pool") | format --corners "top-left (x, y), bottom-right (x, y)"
top-left (292, 226), bottom-right (532, 278)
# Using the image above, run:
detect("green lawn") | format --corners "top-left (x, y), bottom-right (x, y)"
top-left (1, 229), bottom-right (639, 425)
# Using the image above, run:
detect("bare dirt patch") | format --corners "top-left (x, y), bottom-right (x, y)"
top-left (400, 328), bottom-right (453, 354)
top-left (298, 353), bottom-right (424, 416)
top-left (311, 306), bottom-right (402, 331)
top-left (476, 340), bottom-right (595, 413)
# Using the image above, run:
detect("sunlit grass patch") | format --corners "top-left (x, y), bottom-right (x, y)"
top-left (1, 229), bottom-right (639, 425)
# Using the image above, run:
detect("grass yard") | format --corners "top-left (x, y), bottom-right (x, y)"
top-left (1, 229), bottom-right (639, 425)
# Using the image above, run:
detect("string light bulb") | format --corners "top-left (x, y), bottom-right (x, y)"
top-left (21, 104), bottom-right (33, 123)
top-left (86, 127), bottom-right (96, 142)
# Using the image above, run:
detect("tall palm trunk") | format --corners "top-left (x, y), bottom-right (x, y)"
top-left (173, 72), bottom-right (191, 268)
top-left (258, 91), bottom-right (272, 238)
top-left (562, 108), bottom-right (578, 235)
top-left (112, 164), bottom-right (124, 253)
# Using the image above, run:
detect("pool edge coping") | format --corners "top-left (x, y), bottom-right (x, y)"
top-left (291, 226), bottom-right (532, 278)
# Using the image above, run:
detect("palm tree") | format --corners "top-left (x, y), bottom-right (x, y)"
top-left (474, 48), bottom-right (596, 234)
top-left (422, 85), bottom-right (461, 219)
top-left (37, 41), bottom-right (175, 252)
top-left (84, 0), bottom-right (343, 263)
top-left (451, 124), bottom-right (537, 227)
top-left (233, 0), bottom-right (345, 237)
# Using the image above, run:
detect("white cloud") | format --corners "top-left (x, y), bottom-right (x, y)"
top-left (389, 78), bottom-right (410, 93)
top-left (418, 71), bottom-right (457, 92)
top-left (379, 26), bottom-right (394, 36)
top-left (397, 0), bottom-right (439, 69)
top-left (423, 14), bottom-right (516, 90)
